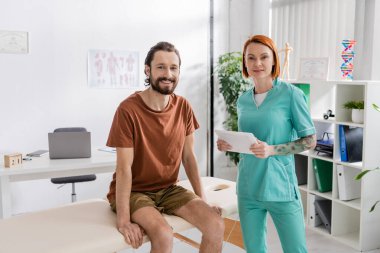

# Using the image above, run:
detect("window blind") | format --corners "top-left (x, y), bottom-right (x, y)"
top-left (270, 0), bottom-right (356, 80)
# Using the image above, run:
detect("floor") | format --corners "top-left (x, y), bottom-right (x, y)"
top-left (119, 214), bottom-right (380, 253)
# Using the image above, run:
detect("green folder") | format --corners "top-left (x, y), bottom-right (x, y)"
top-left (312, 158), bottom-right (333, 192)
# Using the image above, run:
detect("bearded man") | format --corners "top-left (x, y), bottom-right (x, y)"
top-left (106, 42), bottom-right (224, 253)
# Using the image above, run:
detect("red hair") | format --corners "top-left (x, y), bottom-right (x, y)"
top-left (242, 35), bottom-right (280, 79)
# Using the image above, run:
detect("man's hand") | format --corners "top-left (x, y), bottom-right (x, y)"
top-left (211, 205), bottom-right (223, 216)
top-left (118, 222), bottom-right (145, 249)
top-left (249, 139), bottom-right (274, 158)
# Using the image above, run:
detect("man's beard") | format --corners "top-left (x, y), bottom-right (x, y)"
top-left (150, 76), bottom-right (177, 95)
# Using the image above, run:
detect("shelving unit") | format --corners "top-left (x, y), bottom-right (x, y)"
top-left (292, 80), bottom-right (380, 252)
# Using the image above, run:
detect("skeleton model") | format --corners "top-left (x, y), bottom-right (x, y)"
top-left (279, 42), bottom-right (293, 80)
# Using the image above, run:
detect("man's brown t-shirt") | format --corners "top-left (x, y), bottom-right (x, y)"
top-left (106, 92), bottom-right (199, 203)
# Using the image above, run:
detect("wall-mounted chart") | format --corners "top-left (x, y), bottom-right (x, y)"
top-left (0, 31), bottom-right (28, 54)
top-left (88, 49), bottom-right (140, 89)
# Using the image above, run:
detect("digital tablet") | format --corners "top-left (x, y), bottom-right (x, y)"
top-left (215, 129), bottom-right (257, 154)
top-left (26, 149), bottom-right (49, 157)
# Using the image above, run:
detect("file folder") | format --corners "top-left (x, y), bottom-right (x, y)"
top-left (312, 159), bottom-right (333, 192)
top-left (295, 155), bottom-right (308, 185)
top-left (339, 125), bottom-right (348, 162)
top-left (308, 194), bottom-right (322, 227)
top-left (344, 126), bottom-right (363, 162)
top-left (339, 125), bottom-right (363, 162)
top-left (314, 199), bottom-right (332, 234)
top-left (337, 165), bottom-right (361, 201)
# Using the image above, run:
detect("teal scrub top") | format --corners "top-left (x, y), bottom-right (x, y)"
top-left (237, 79), bottom-right (315, 201)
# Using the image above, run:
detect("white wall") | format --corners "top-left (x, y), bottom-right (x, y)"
top-left (213, 0), bottom-right (270, 174)
top-left (354, 0), bottom-right (380, 80)
top-left (0, 0), bottom-right (209, 214)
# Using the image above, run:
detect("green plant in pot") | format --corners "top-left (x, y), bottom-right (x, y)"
top-left (215, 52), bottom-right (251, 165)
top-left (343, 100), bottom-right (364, 124)
top-left (355, 104), bottom-right (380, 212)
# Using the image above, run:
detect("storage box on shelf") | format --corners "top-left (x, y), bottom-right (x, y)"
top-left (295, 154), bottom-right (308, 186)
top-left (291, 80), bottom-right (380, 252)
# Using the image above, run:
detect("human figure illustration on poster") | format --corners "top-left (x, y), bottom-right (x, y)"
top-left (107, 52), bottom-right (118, 86)
top-left (94, 52), bottom-right (106, 85)
top-left (88, 49), bottom-right (139, 89)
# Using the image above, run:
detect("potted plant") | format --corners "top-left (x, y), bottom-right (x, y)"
top-left (215, 52), bottom-right (251, 165)
top-left (355, 103), bottom-right (380, 212)
top-left (343, 100), bottom-right (364, 123)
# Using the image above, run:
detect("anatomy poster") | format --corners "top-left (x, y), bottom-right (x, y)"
top-left (88, 49), bottom-right (140, 88)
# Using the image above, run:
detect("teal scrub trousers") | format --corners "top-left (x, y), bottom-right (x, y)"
top-left (238, 196), bottom-right (308, 253)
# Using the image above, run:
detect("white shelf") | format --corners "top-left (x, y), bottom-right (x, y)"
top-left (310, 225), bottom-right (331, 236)
top-left (335, 121), bottom-right (365, 128)
top-left (308, 151), bottom-right (334, 162)
top-left (334, 161), bottom-right (363, 170)
top-left (298, 150), bottom-right (309, 157)
top-left (312, 118), bottom-right (365, 128)
top-left (334, 231), bottom-right (360, 250)
top-left (312, 118), bottom-right (336, 124)
top-left (309, 190), bottom-right (333, 200)
top-left (293, 80), bottom-right (380, 252)
top-left (335, 198), bottom-right (361, 211)
top-left (299, 185), bottom-right (308, 192)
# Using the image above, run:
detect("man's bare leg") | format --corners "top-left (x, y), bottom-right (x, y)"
top-left (174, 199), bottom-right (225, 253)
top-left (132, 206), bottom-right (173, 253)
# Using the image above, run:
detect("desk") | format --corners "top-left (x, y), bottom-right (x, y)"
top-left (0, 149), bottom-right (116, 218)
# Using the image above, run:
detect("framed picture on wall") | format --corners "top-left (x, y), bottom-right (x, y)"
top-left (298, 57), bottom-right (329, 80)
top-left (88, 49), bottom-right (140, 89)
top-left (0, 31), bottom-right (28, 54)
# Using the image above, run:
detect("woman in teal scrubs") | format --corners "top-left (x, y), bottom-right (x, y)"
top-left (217, 35), bottom-right (316, 253)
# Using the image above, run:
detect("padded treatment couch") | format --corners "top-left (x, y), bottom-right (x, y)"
top-left (0, 177), bottom-right (238, 253)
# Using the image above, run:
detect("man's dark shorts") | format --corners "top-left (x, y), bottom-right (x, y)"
top-left (111, 185), bottom-right (198, 215)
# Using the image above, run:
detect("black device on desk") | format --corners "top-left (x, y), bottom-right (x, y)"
top-left (48, 127), bottom-right (91, 159)
top-left (26, 149), bottom-right (49, 157)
